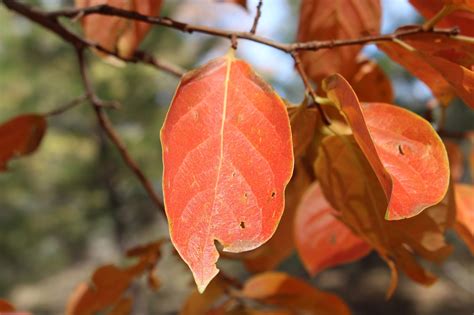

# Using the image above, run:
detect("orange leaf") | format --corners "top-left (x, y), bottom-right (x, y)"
top-left (378, 41), bottom-right (456, 106)
top-left (76, 0), bottom-right (162, 58)
top-left (161, 52), bottom-right (294, 292)
top-left (0, 299), bottom-right (15, 312)
top-left (241, 272), bottom-right (351, 315)
top-left (297, 0), bottom-right (381, 84)
top-left (454, 184), bottom-right (474, 253)
top-left (379, 29), bottom-right (474, 108)
top-left (349, 58), bottom-right (394, 103)
top-left (0, 114), bottom-right (47, 171)
top-left (315, 135), bottom-right (455, 296)
top-left (323, 74), bottom-right (450, 219)
top-left (410, 0), bottom-right (474, 36)
top-left (66, 265), bottom-right (134, 315)
top-left (295, 182), bottom-right (372, 275)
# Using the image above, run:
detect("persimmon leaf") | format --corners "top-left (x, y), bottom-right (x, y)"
top-left (67, 241), bottom-right (163, 315)
top-left (454, 184), bottom-right (474, 253)
top-left (295, 182), bottom-right (372, 276)
top-left (66, 265), bottom-right (133, 315)
top-left (297, 0), bottom-right (381, 84)
top-left (241, 272), bottom-right (351, 315)
top-left (323, 74), bottom-right (450, 220)
top-left (410, 0), bottom-right (474, 35)
top-left (350, 58), bottom-right (394, 103)
top-left (379, 29), bottom-right (474, 108)
top-left (161, 52), bottom-right (294, 292)
top-left (76, 0), bottom-right (162, 59)
top-left (0, 114), bottom-right (47, 171)
top-left (378, 41), bottom-right (456, 106)
top-left (315, 135), bottom-right (455, 296)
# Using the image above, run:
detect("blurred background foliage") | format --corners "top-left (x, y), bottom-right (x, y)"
top-left (0, 0), bottom-right (472, 314)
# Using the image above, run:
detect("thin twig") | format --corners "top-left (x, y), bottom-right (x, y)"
top-left (76, 48), bottom-right (166, 215)
top-left (44, 94), bottom-right (88, 117)
top-left (292, 52), bottom-right (331, 126)
top-left (250, 0), bottom-right (263, 34)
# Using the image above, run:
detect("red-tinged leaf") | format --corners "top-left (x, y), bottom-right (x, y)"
top-left (350, 58), bottom-right (394, 103)
top-left (297, 0), bottom-right (381, 84)
top-left (66, 265), bottom-right (133, 315)
top-left (454, 184), bottom-right (474, 252)
top-left (241, 272), bottom-right (351, 315)
top-left (161, 52), bottom-right (294, 292)
top-left (323, 74), bottom-right (450, 220)
top-left (67, 241), bottom-right (163, 315)
top-left (380, 29), bottom-right (474, 108)
top-left (0, 299), bottom-right (15, 312)
top-left (243, 160), bottom-right (314, 272)
top-left (444, 140), bottom-right (464, 181)
top-left (76, 0), bottom-right (162, 59)
top-left (0, 114), bottom-right (47, 171)
top-left (315, 135), bottom-right (455, 295)
top-left (378, 41), bottom-right (456, 105)
top-left (422, 54), bottom-right (474, 109)
top-left (295, 182), bottom-right (372, 275)
top-left (108, 297), bottom-right (132, 315)
top-left (410, 0), bottom-right (474, 36)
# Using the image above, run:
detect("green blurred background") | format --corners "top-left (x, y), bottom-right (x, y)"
top-left (0, 0), bottom-right (472, 314)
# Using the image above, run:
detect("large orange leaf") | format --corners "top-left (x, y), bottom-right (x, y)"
top-left (241, 272), bottom-right (351, 315)
top-left (315, 135), bottom-right (455, 295)
top-left (410, 0), bottom-right (474, 36)
top-left (297, 0), bottom-right (381, 84)
top-left (454, 184), bottom-right (474, 253)
top-left (0, 114), bottom-right (47, 171)
top-left (323, 74), bottom-right (450, 220)
top-left (295, 182), bottom-right (371, 275)
top-left (161, 52), bottom-right (294, 292)
top-left (76, 0), bottom-right (162, 58)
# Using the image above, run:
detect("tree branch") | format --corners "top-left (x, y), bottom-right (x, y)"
top-left (40, 2), bottom-right (460, 53)
top-left (76, 48), bottom-right (166, 215)
top-left (250, 0), bottom-right (263, 34)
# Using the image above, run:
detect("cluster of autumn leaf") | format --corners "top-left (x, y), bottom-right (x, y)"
top-left (1, 0), bottom-right (473, 314)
